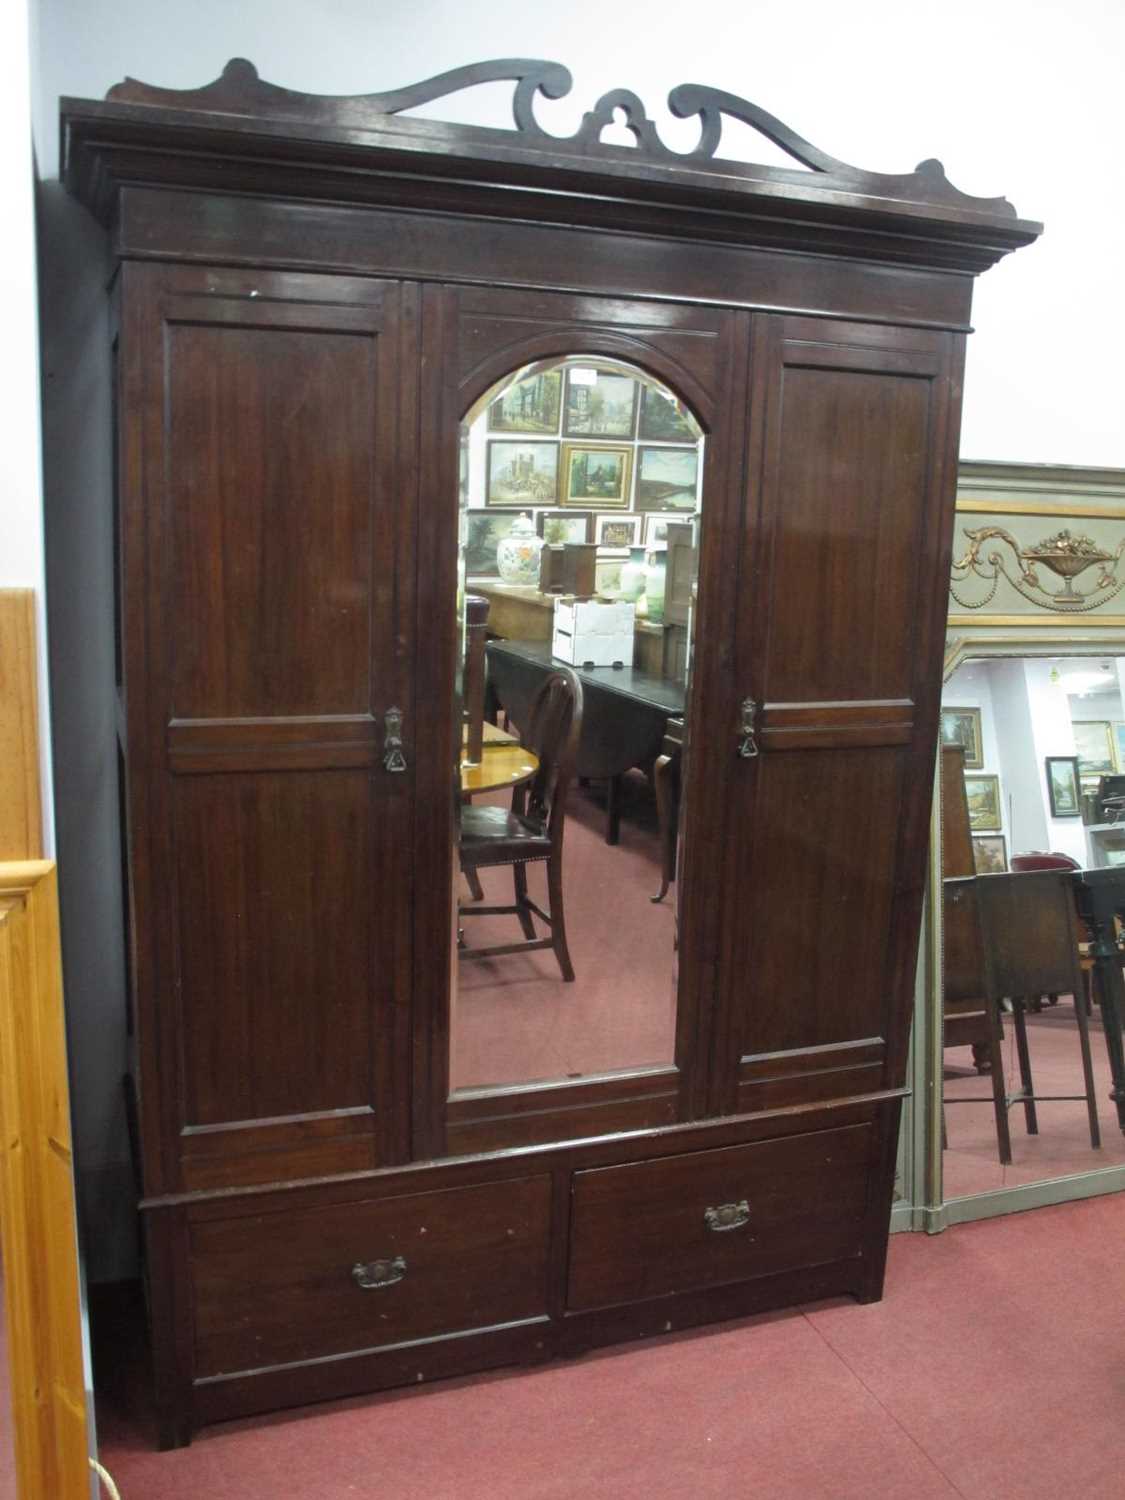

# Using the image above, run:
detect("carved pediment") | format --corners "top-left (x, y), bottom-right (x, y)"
top-left (102, 57), bottom-right (1021, 222)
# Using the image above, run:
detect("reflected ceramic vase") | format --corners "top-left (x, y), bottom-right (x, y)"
top-left (619, 546), bottom-right (648, 603)
top-left (496, 512), bottom-right (544, 584)
top-left (643, 547), bottom-right (667, 622)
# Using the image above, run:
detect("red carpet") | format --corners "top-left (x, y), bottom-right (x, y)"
top-left (88, 1192), bottom-right (1125, 1498)
top-left (944, 1000), bottom-right (1125, 1198)
top-left (453, 774), bottom-right (677, 1091)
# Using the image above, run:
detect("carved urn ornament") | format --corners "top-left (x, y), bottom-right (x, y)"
top-left (951, 525), bottom-right (1125, 612)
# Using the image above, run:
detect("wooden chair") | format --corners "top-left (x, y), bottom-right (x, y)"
top-left (976, 869), bottom-right (1101, 1151)
top-left (459, 666), bottom-right (583, 981)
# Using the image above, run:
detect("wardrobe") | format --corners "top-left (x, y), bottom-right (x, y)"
top-left (60, 58), bottom-right (1039, 1445)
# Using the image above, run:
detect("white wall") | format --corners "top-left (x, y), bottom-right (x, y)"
top-left (2, 0), bottom-right (52, 853)
top-left (1023, 658), bottom-right (1087, 863)
top-left (31, 0), bottom-right (1125, 467)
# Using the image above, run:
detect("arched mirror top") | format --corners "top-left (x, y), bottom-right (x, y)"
top-left (462, 356), bottom-right (706, 439)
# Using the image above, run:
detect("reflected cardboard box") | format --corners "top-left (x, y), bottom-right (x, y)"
top-left (552, 598), bottom-right (635, 669)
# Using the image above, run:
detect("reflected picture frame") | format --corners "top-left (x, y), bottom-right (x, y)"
top-left (562, 369), bottom-right (639, 439)
top-left (536, 509), bottom-right (594, 544)
top-left (972, 834), bottom-right (1008, 874)
top-left (964, 773), bottom-right (1002, 831)
top-left (1045, 755), bottom-right (1082, 818)
top-left (464, 509), bottom-right (520, 578)
top-left (643, 513), bottom-right (670, 546)
top-left (1072, 719), bottom-right (1115, 776)
top-left (594, 555), bottom-right (625, 596)
top-left (561, 443), bottom-right (633, 507)
top-left (594, 514), bottom-right (641, 550)
top-left (634, 445), bottom-right (700, 512)
top-left (487, 369), bottom-right (563, 434)
top-left (485, 440), bottom-right (560, 507)
top-left (939, 706), bottom-right (983, 770)
top-left (637, 383), bottom-right (697, 442)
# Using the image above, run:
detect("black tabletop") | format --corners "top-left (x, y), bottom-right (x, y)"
top-left (486, 638), bottom-right (685, 716)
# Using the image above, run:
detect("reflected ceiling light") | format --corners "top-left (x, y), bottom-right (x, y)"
top-left (1059, 667), bottom-right (1115, 695)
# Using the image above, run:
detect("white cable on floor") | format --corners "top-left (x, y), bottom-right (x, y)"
top-left (91, 1456), bottom-right (123, 1499)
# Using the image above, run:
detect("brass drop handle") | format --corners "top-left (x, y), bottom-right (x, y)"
top-left (738, 698), bottom-right (759, 759)
top-left (383, 707), bottom-right (407, 773)
top-left (351, 1255), bottom-right (407, 1289)
top-left (704, 1199), bottom-right (750, 1233)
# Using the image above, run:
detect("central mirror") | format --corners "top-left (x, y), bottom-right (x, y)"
top-left (449, 356), bottom-right (704, 1095)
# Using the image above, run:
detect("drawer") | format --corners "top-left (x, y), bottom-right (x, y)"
top-left (567, 1123), bottom-right (875, 1312)
top-left (191, 1175), bottom-right (551, 1375)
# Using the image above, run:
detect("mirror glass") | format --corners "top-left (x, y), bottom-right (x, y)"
top-left (940, 653), bottom-right (1125, 1198)
top-left (449, 357), bottom-right (703, 1094)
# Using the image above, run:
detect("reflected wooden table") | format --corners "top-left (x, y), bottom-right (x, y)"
top-left (460, 722), bottom-right (538, 796)
top-left (484, 639), bottom-right (684, 844)
top-left (459, 723), bottom-right (539, 911)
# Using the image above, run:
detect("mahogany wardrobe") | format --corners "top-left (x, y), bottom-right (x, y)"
top-left (60, 58), bottom-right (1039, 1446)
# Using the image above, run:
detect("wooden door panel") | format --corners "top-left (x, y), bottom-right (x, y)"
top-left (761, 356), bottom-right (934, 705)
top-left (173, 772), bottom-right (375, 1126)
top-left (724, 314), bottom-right (960, 1114)
top-left (734, 748), bottom-right (902, 1057)
top-left (123, 265), bottom-right (413, 1192)
top-left (167, 319), bottom-right (375, 719)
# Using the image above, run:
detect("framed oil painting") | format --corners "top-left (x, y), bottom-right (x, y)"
top-left (1045, 755), bottom-right (1082, 818)
top-left (939, 706), bottom-right (983, 770)
top-left (638, 385), bottom-right (697, 442)
top-left (973, 834), bottom-right (1008, 875)
top-left (964, 774), bottom-right (1002, 832)
top-left (486, 441), bottom-right (559, 507)
top-left (635, 445), bottom-right (699, 511)
top-left (487, 370), bottom-right (563, 434)
top-left (537, 509), bottom-right (593, 544)
top-left (1073, 720), bottom-right (1115, 776)
top-left (594, 514), bottom-right (641, 551)
top-left (562, 370), bottom-right (638, 439)
top-left (464, 510), bottom-right (520, 578)
top-left (562, 444), bottom-right (632, 507)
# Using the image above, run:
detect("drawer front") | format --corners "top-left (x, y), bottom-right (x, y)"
top-left (192, 1175), bottom-right (551, 1375)
top-left (567, 1123), bottom-right (875, 1311)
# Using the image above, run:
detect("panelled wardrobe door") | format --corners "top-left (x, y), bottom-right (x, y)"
top-left (720, 314), bottom-right (963, 1117)
top-left (120, 265), bottom-right (415, 1194)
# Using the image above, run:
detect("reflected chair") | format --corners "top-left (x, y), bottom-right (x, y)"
top-left (1010, 851), bottom-right (1090, 1013)
top-left (461, 594), bottom-right (491, 904)
top-left (463, 594), bottom-right (490, 767)
top-left (943, 876), bottom-right (1011, 1163)
top-left (977, 869), bottom-right (1101, 1151)
top-left (458, 666), bottom-right (583, 981)
top-left (1010, 852), bottom-right (1081, 873)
